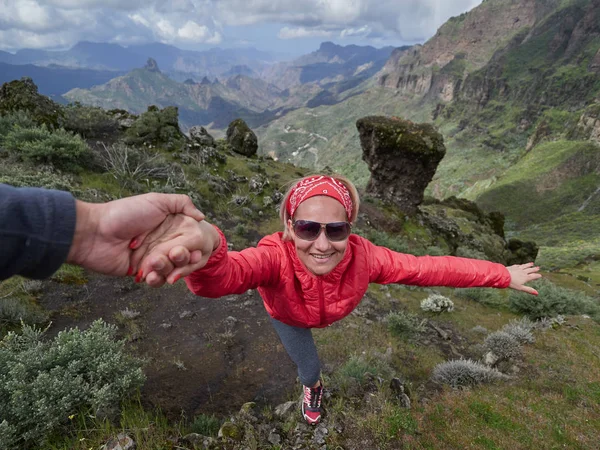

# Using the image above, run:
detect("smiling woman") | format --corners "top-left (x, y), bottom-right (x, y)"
top-left (133, 173), bottom-right (542, 426)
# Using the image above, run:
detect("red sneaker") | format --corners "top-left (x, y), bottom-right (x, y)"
top-left (302, 383), bottom-right (323, 425)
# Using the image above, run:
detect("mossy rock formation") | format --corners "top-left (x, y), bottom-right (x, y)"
top-left (357, 116), bottom-right (446, 215)
top-left (226, 118), bottom-right (258, 157)
top-left (0, 77), bottom-right (63, 128)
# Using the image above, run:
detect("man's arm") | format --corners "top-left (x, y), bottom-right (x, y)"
top-left (0, 184), bottom-right (76, 280)
top-left (0, 184), bottom-right (205, 282)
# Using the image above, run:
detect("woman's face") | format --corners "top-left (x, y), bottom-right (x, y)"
top-left (288, 196), bottom-right (349, 275)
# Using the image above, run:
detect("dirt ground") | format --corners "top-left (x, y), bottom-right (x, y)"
top-left (39, 273), bottom-right (299, 419)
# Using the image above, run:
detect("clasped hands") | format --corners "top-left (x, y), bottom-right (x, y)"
top-left (66, 193), bottom-right (219, 288)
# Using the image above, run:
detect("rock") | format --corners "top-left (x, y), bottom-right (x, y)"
top-left (180, 310), bottom-right (195, 319)
top-left (274, 400), bottom-right (297, 420)
top-left (506, 238), bottom-right (539, 265)
top-left (101, 433), bottom-right (135, 450)
top-left (218, 421), bottom-right (243, 441)
top-left (189, 126), bottom-right (215, 147)
top-left (390, 377), bottom-right (412, 408)
top-left (313, 425), bottom-right (328, 445)
top-left (144, 58), bottom-right (160, 72)
top-left (0, 77), bottom-right (63, 128)
top-left (268, 430), bottom-right (282, 445)
top-left (226, 119), bottom-right (258, 157)
top-left (357, 116), bottom-right (446, 215)
top-left (107, 109), bottom-right (136, 130)
top-left (484, 351), bottom-right (500, 366)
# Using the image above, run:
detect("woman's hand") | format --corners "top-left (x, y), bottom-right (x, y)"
top-left (131, 215), bottom-right (221, 287)
top-left (507, 262), bottom-right (542, 295)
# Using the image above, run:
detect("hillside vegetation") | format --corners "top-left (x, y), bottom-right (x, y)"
top-left (1, 75), bottom-right (599, 449)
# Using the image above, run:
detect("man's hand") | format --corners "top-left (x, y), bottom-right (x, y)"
top-left (131, 216), bottom-right (221, 287)
top-left (507, 262), bottom-right (542, 295)
top-left (66, 193), bottom-right (204, 277)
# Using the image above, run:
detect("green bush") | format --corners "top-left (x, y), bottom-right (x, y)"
top-left (3, 125), bottom-right (91, 172)
top-left (387, 311), bottom-right (426, 339)
top-left (188, 414), bottom-right (221, 437)
top-left (61, 103), bottom-right (118, 139)
top-left (509, 278), bottom-right (600, 321)
top-left (455, 288), bottom-right (504, 306)
top-left (0, 319), bottom-right (145, 449)
top-left (0, 298), bottom-right (48, 327)
top-left (0, 111), bottom-right (35, 138)
top-left (124, 106), bottom-right (184, 150)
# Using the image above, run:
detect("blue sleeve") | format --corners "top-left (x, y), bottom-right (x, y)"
top-left (0, 183), bottom-right (77, 280)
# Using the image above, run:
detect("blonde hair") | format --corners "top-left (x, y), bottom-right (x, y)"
top-left (279, 174), bottom-right (360, 241)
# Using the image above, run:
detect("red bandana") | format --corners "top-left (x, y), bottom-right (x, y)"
top-left (286, 176), bottom-right (353, 220)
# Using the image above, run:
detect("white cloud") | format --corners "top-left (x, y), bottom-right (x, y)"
top-left (0, 0), bottom-right (483, 51)
top-left (278, 26), bottom-right (334, 40)
top-left (340, 25), bottom-right (370, 38)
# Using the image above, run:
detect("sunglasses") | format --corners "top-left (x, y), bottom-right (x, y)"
top-left (292, 220), bottom-right (352, 242)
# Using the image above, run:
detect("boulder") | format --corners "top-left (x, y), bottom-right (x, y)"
top-left (506, 238), bottom-right (539, 265)
top-left (226, 118), bottom-right (258, 157)
top-left (189, 125), bottom-right (215, 147)
top-left (357, 116), bottom-right (446, 215)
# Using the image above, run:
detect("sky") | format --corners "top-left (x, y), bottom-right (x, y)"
top-left (0, 0), bottom-right (483, 56)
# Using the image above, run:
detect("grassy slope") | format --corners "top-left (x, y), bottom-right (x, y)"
top-left (42, 283), bottom-right (600, 449)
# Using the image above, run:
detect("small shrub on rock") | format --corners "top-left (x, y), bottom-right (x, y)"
top-left (124, 106), bottom-right (184, 150)
top-left (509, 278), bottom-right (600, 321)
top-left (387, 311), bottom-right (426, 338)
top-left (484, 331), bottom-right (522, 360)
top-left (0, 319), bottom-right (145, 449)
top-left (431, 359), bottom-right (508, 388)
top-left (61, 103), bottom-right (118, 139)
top-left (421, 294), bottom-right (454, 313)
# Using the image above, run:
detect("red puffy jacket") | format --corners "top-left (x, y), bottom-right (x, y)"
top-left (185, 228), bottom-right (511, 328)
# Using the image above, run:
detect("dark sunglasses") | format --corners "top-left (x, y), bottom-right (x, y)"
top-left (292, 220), bottom-right (352, 242)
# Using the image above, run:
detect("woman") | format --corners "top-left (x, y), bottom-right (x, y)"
top-left (135, 175), bottom-right (541, 425)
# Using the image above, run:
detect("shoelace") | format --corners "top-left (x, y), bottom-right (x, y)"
top-left (304, 385), bottom-right (322, 408)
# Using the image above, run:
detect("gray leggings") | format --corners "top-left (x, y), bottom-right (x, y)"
top-left (270, 317), bottom-right (321, 387)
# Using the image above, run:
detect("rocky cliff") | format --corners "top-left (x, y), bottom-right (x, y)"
top-left (378, 0), bottom-right (568, 102)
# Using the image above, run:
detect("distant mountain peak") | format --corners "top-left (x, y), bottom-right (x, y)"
top-left (145, 58), bottom-right (160, 72)
top-left (200, 76), bottom-right (212, 85)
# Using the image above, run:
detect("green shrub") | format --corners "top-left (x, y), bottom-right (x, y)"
top-left (188, 414), bottom-right (221, 437)
top-left (0, 319), bottom-right (145, 449)
top-left (387, 311), bottom-right (426, 339)
top-left (0, 111), bottom-right (35, 138)
top-left (61, 103), bottom-right (118, 139)
top-left (334, 353), bottom-right (393, 395)
top-left (455, 288), bottom-right (505, 306)
top-left (124, 106), bottom-right (184, 150)
top-left (509, 278), bottom-right (600, 321)
top-left (3, 125), bottom-right (91, 172)
top-left (0, 298), bottom-right (48, 327)
top-left (0, 167), bottom-right (75, 192)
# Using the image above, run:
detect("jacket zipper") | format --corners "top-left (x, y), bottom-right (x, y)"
top-left (318, 278), bottom-right (326, 326)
